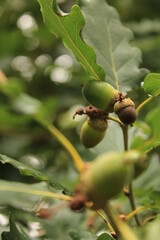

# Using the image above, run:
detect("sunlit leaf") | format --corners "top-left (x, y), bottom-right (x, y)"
top-left (80, 0), bottom-right (149, 93)
top-left (144, 73), bottom-right (160, 97)
top-left (37, 0), bottom-right (105, 81)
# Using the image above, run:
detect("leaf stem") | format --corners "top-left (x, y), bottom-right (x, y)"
top-left (35, 116), bottom-right (85, 173)
top-left (105, 202), bottom-right (138, 240)
top-left (136, 97), bottom-right (153, 115)
top-left (0, 185), bottom-right (72, 201)
top-left (96, 210), bottom-right (117, 239)
top-left (128, 183), bottom-right (141, 226)
top-left (125, 206), bottom-right (145, 222)
top-left (107, 115), bottom-right (123, 126)
top-left (121, 125), bottom-right (141, 225)
top-left (122, 125), bottom-right (129, 151)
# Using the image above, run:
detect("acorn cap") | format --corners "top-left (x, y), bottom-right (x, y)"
top-left (114, 98), bottom-right (135, 113)
top-left (88, 118), bottom-right (108, 131)
top-left (108, 90), bottom-right (122, 112)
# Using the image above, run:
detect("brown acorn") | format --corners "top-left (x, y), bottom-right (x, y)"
top-left (114, 98), bottom-right (136, 125)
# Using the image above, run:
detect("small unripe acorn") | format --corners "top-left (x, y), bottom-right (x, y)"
top-left (80, 118), bottom-right (108, 148)
top-left (115, 150), bottom-right (148, 178)
top-left (114, 98), bottom-right (136, 125)
top-left (81, 151), bottom-right (137, 209)
top-left (82, 80), bottom-right (120, 112)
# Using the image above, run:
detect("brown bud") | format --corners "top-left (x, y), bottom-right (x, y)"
top-left (114, 98), bottom-right (136, 125)
top-left (69, 193), bottom-right (88, 211)
top-left (119, 214), bottom-right (126, 221)
top-left (36, 208), bottom-right (52, 219)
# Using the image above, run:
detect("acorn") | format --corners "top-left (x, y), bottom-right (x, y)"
top-left (114, 98), bottom-right (136, 125)
top-left (82, 80), bottom-right (120, 112)
top-left (134, 154), bottom-right (149, 178)
top-left (80, 151), bottom-right (141, 209)
top-left (80, 118), bottom-right (108, 148)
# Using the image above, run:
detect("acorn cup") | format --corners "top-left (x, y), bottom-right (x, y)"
top-left (80, 118), bottom-right (108, 148)
top-left (114, 98), bottom-right (137, 125)
top-left (82, 80), bottom-right (120, 112)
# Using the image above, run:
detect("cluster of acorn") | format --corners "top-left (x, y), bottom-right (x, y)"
top-left (69, 80), bottom-right (148, 212)
top-left (77, 80), bottom-right (137, 148)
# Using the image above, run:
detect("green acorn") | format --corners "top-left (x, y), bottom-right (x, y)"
top-left (82, 80), bottom-right (120, 112)
top-left (134, 154), bottom-right (148, 178)
top-left (80, 118), bottom-right (108, 148)
top-left (79, 150), bottom-right (146, 209)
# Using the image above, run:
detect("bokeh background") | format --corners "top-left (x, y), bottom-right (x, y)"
top-left (0, 0), bottom-right (160, 238)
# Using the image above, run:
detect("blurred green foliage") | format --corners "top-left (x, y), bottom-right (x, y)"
top-left (0, 0), bottom-right (160, 239)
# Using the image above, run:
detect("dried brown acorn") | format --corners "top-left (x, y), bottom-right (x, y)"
top-left (114, 98), bottom-right (136, 125)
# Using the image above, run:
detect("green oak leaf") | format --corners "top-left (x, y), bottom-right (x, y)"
top-left (97, 233), bottom-right (114, 240)
top-left (0, 154), bottom-right (71, 194)
top-left (144, 73), bottom-right (160, 97)
top-left (80, 0), bottom-right (149, 93)
top-left (37, 0), bottom-right (105, 81)
top-left (0, 180), bottom-right (55, 210)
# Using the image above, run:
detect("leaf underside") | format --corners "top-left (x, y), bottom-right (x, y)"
top-left (80, 0), bottom-right (149, 93)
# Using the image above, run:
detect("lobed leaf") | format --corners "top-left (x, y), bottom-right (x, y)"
top-left (80, 0), bottom-right (149, 93)
top-left (37, 0), bottom-right (105, 81)
top-left (0, 154), bottom-right (71, 193)
top-left (144, 73), bottom-right (160, 97)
